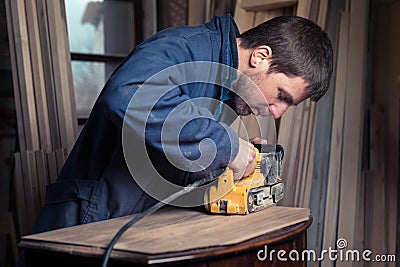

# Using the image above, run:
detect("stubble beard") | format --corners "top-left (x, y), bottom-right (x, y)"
top-left (228, 71), bottom-right (263, 116)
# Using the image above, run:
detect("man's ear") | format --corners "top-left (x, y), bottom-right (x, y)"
top-left (249, 45), bottom-right (273, 68)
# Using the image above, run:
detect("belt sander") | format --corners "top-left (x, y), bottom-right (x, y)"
top-left (205, 144), bottom-right (284, 214)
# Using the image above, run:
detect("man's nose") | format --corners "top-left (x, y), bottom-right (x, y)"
top-left (269, 103), bottom-right (290, 119)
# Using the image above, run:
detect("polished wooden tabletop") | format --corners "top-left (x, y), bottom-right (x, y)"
top-left (21, 206), bottom-right (312, 266)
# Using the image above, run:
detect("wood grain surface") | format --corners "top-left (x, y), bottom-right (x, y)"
top-left (22, 206), bottom-right (310, 255)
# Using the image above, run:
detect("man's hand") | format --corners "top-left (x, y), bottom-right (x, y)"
top-left (228, 138), bottom-right (257, 180)
top-left (249, 137), bottom-right (268, 145)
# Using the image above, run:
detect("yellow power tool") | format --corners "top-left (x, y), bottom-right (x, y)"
top-left (205, 144), bottom-right (284, 214)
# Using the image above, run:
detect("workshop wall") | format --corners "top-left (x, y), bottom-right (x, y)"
top-left (235, 1), bottom-right (399, 267)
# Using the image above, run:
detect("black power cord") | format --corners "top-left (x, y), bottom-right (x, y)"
top-left (101, 174), bottom-right (217, 267)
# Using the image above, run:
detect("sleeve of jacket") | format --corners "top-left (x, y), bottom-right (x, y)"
top-left (97, 30), bottom-right (239, 179)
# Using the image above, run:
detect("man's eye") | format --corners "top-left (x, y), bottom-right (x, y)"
top-left (278, 91), bottom-right (286, 101)
top-left (277, 90), bottom-right (295, 106)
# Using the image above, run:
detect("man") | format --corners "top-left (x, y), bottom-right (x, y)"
top-left (32, 14), bottom-right (332, 233)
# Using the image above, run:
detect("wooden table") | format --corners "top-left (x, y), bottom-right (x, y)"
top-left (20, 206), bottom-right (312, 266)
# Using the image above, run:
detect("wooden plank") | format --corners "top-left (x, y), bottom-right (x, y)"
top-left (295, 100), bottom-right (312, 207)
top-left (233, 0), bottom-right (255, 32)
top-left (4, 0), bottom-right (26, 151)
top-left (231, 115), bottom-right (277, 145)
top-left (296, 0), bottom-right (312, 18)
top-left (35, 150), bottom-right (48, 208)
top-left (276, 112), bottom-right (294, 205)
top-left (55, 148), bottom-right (67, 174)
top-left (25, 0), bottom-right (52, 151)
top-left (316, 0), bottom-right (329, 28)
top-left (293, 103), bottom-right (308, 207)
top-left (299, 101), bottom-right (316, 208)
top-left (241, 0), bottom-right (297, 11)
top-left (370, 6), bottom-right (390, 261)
top-left (397, 82), bottom-right (400, 267)
top-left (0, 212), bottom-right (19, 263)
top-left (142, 0), bottom-right (157, 39)
top-left (13, 152), bottom-right (28, 236)
top-left (307, 101), bottom-right (333, 264)
top-left (352, 170), bottom-right (366, 267)
top-left (370, 3), bottom-right (400, 262)
top-left (45, 0), bottom-right (77, 151)
top-left (298, 103), bottom-right (315, 208)
top-left (307, 0), bottom-right (343, 260)
top-left (188, 0), bottom-right (205, 26)
top-left (20, 151), bottom-right (37, 233)
top-left (365, 104), bottom-right (387, 257)
top-left (8, 213), bottom-right (20, 264)
top-left (336, 0), bottom-right (369, 261)
top-left (204, 0), bottom-right (212, 22)
top-left (46, 151), bottom-right (58, 184)
top-left (308, 0), bottom-right (320, 23)
top-left (28, 151), bottom-right (41, 217)
top-left (321, 11), bottom-right (349, 266)
top-left (36, 0), bottom-right (61, 150)
top-left (5, 0), bottom-right (40, 151)
top-left (279, 103), bottom-right (304, 207)
top-left (239, 116), bottom-right (261, 140)
top-left (386, 3), bottom-right (400, 262)
top-left (254, 8), bottom-right (287, 25)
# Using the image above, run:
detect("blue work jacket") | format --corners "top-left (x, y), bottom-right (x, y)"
top-left (32, 14), bottom-right (240, 233)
